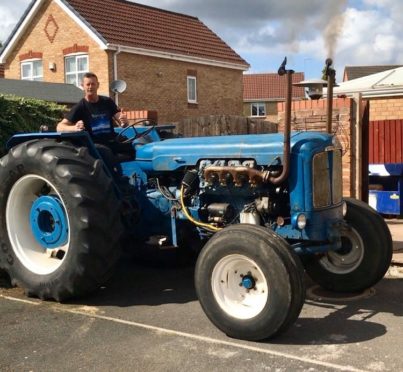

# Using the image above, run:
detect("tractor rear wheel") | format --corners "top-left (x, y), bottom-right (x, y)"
top-left (0, 139), bottom-right (123, 301)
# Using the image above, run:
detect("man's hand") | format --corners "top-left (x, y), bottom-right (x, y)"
top-left (75, 120), bottom-right (85, 131)
top-left (117, 109), bottom-right (129, 127)
top-left (56, 118), bottom-right (85, 132)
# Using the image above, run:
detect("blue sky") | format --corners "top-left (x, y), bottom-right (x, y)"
top-left (1, 0), bottom-right (402, 81)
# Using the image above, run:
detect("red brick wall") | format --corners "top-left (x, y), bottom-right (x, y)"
top-left (369, 97), bottom-right (403, 120)
top-left (115, 52), bottom-right (243, 123)
top-left (277, 98), bottom-right (355, 197)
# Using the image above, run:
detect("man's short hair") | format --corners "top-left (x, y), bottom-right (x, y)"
top-left (82, 72), bottom-right (98, 81)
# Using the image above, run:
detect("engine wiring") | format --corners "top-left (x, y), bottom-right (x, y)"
top-left (155, 177), bottom-right (178, 202)
top-left (179, 185), bottom-right (221, 232)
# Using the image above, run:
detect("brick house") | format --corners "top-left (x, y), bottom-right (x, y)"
top-left (0, 0), bottom-right (249, 123)
top-left (243, 72), bottom-right (305, 122)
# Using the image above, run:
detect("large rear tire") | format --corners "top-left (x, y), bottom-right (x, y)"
top-left (0, 139), bottom-right (123, 301)
top-left (303, 198), bottom-right (392, 292)
top-left (195, 224), bottom-right (304, 341)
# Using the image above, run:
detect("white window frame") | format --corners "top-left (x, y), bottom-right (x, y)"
top-left (21, 59), bottom-right (43, 81)
top-left (187, 76), bottom-right (197, 104)
top-left (64, 53), bottom-right (89, 87)
top-left (251, 102), bottom-right (266, 117)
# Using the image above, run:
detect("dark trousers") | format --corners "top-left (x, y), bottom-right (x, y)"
top-left (94, 140), bottom-right (135, 180)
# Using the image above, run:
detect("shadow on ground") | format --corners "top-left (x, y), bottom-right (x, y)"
top-left (272, 275), bottom-right (403, 345)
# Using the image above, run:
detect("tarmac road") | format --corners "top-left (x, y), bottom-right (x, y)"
top-left (1, 220), bottom-right (403, 372)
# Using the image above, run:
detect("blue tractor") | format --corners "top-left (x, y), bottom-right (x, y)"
top-left (0, 60), bottom-right (392, 341)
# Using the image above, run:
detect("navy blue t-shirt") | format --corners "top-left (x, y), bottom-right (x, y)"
top-left (66, 96), bottom-right (119, 140)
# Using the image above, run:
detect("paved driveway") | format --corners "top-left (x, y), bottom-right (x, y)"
top-left (1, 221), bottom-right (403, 371)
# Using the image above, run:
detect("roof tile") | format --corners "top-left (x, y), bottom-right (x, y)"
top-left (65, 0), bottom-right (248, 66)
top-left (243, 73), bottom-right (305, 100)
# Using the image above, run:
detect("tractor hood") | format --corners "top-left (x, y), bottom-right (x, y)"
top-left (135, 131), bottom-right (333, 171)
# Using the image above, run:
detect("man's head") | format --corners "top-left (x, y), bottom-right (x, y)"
top-left (81, 72), bottom-right (100, 102)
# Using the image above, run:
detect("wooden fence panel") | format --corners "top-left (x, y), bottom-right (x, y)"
top-left (369, 120), bottom-right (403, 164)
top-left (173, 116), bottom-right (277, 137)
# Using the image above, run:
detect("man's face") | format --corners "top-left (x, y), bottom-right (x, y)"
top-left (82, 77), bottom-right (99, 97)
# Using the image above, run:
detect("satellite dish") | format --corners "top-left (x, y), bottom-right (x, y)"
top-left (110, 80), bottom-right (127, 94)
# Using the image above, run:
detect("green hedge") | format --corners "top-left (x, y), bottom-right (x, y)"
top-left (0, 95), bottom-right (65, 155)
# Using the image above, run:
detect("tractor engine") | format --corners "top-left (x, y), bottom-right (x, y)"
top-left (179, 158), bottom-right (289, 231)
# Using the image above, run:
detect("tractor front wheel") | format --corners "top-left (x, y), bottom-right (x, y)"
top-left (195, 225), bottom-right (304, 341)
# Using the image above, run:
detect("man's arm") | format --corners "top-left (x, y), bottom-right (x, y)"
top-left (56, 118), bottom-right (85, 132)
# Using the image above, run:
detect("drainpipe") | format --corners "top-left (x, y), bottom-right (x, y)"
top-left (353, 92), bottom-right (363, 200)
top-left (113, 46), bottom-right (122, 105)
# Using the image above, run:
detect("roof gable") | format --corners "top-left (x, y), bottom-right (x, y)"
top-left (0, 0), bottom-right (108, 64)
top-left (243, 73), bottom-right (305, 101)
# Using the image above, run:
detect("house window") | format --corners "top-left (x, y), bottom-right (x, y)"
top-left (187, 76), bottom-right (197, 103)
top-left (65, 54), bottom-right (89, 86)
top-left (251, 102), bottom-right (266, 117)
top-left (21, 60), bottom-right (43, 81)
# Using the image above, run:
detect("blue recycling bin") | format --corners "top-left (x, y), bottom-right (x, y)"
top-left (369, 163), bottom-right (403, 216)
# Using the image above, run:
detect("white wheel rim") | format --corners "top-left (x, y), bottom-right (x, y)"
top-left (6, 174), bottom-right (70, 275)
top-left (319, 226), bottom-right (364, 274)
top-left (211, 254), bottom-right (269, 320)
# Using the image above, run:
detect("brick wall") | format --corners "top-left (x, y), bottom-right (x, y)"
top-left (116, 53), bottom-right (243, 123)
top-left (277, 98), bottom-right (355, 197)
top-left (369, 96), bottom-right (403, 120)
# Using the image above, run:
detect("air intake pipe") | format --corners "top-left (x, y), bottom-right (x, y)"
top-left (268, 57), bottom-right (293, 185)
top-left (325, 58), bottom-right (336, 134)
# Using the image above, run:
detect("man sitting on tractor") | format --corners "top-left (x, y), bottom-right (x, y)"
top-left (57, 72), bottom-right (134, 173)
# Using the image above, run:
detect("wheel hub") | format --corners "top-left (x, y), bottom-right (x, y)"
top-left (30, 195), bottom-right (68, 248)
top-left (212, 254), bottom-right (268, 320)
top-left (241, 274), bottom-right (256, 290)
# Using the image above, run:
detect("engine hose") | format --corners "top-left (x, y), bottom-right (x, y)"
top-left (179, 185), bottom-right (221, 232)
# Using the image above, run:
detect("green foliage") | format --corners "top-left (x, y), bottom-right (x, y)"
top-left (0, 95), bottom-right (65, 155)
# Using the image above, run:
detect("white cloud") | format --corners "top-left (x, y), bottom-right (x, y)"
top-left (0, 0), bottom-right (30, 44)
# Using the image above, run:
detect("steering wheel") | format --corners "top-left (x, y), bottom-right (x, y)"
top-left (117, 119), bottom-right (157, 144)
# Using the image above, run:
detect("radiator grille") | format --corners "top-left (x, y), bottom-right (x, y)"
top-left (312, 149), bottom-right (342, 208)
